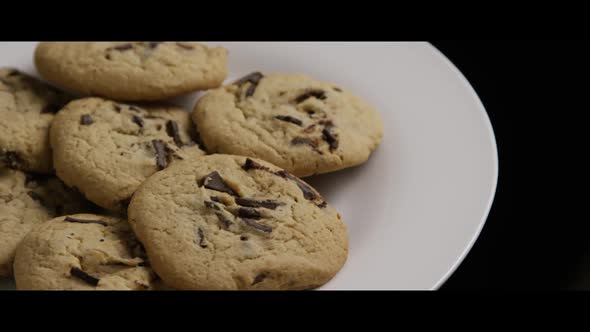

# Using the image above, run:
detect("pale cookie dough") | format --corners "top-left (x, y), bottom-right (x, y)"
top-left (13, 213), bottom-right (156, 290)
top-left (0, 169), bottom-right (95, 277)
top-left (34, 42), bottom-right (228, 101)
top-left (0, 68), bottom-right (72, 173)
top-left (50, 97), bottom-right (206, 213)
top-left (128, 154), bottom-right (348, 290)
top-left (192, 72), bottom-right (384, 177)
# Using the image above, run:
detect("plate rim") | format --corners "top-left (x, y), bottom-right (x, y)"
top-left (425, 42), bottom-right (499, 290)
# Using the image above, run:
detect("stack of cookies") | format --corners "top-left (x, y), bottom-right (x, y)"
top-left (0, 42), bottom-right (383, 290)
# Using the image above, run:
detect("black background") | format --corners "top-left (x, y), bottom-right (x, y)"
top-left (432, 41), bottom-right (584, 290)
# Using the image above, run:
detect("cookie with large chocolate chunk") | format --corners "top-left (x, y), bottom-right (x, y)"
top-left (13, 213), bottom-right (156, 290)
top-left (50, 97), bottom-right (206, 213)
top-left (192, 72), bottom-right (384, 177)
top-left (0, 169), bottom-right (96, 277)
top-left (0, 68), bottom-right (72, 173)
top-left (34, 42), bottom-right (228, 101)
top-left (128, 154), bottom-right (348, 290)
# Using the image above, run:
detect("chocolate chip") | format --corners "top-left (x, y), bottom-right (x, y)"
top-left (70, 267), bottom-right (100, 286)
top-left (303, 124), bottom-right (316, 133)
top-left (242, 158), bottom-right (271, 172)
top-left (322, 124), bottom-right (339, 151)
top-left (240, 235), bottom-right (249, 241)
top-left (64, 216), bottom-right (108, 226)
top-left (197, 228), bottom-right (207, 248)
top-left (215, 212), bottom-right (232, 229)
top-left (132, 115), bottom-right (144, 128)
top-left (291, 137), bottom-right (323, 154)
top-left (0, 151), bottom-right (23, 169)
top-left (156, 124), bottom-right (162, 131)
top-left (238, 207), bottom-right (262, 220)
top-left (233, 72), bottom-right (264, 97)
top-left (148, 42), bottom-right (163, 49)
top-left (305, 109), bottom-right (316, 116)
top-left (294, 90), bottom-right (326, 103)
top-left (80, 114), bottom-right (93, 125)
top-left (251, 273), bottom-right (267, 286)
top-left (198, 172), bottom-right (239, 197)
top-left (204, 201), bottom-right (221, 211)
top-left (152, 139), bottom-right (169, 170)
top-left (274, 115), bottom-right (303, 126)
top-left (113, 105), bottom-right (122, 113)
top-left (235, 198), bottom-right (283, 210)
top-left (276, 171), bottom-right (318, 201)
top-left (41, 103), bottom-right (60, 114)
top-left (128, 106), bottom-right (142, 113)
top-left (210, 196), bottom-right (223, 204)
top-left (100, 239), bottom-right (104, 242)
top-left (113, 43), bottom-right (133, 51)
top-left (317, 201), bottom-right (327, 208)
top-left (27, 191), bottom-right (44, 204)
top-left (242, 218), bottom-right (272, 233)
top-left (176, 42), bottom-right (194, 50)
top-left (166, 120), bottom-right (183, 147)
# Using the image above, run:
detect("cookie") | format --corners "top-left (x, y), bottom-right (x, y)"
top-left (192, 72), bottom-right (384, 178)
top-left (0, 68), bottom-right (72, 173)
top-left (0, 169), bottom-right (95, 277)
top-left (34, 42), bottom-right (228, 101)
top-left (13, 213), bottom-right (156, 290)
top-left (50, 97), bottom-right (206, 213)
top-left (128, 154), bottom-right (348, 290)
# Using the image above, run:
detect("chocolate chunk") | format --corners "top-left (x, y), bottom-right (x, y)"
top-left (198, 171), bottom-right (239, 197)
top-left (128, 106), bottom-right (142, 113)
top-left (291, 137), bottom-right (322, 154)
top-left (80, 114), bottom-right (93, 125)
top-left (242, 158), bottom-right (271, 172)
top-left (240, 235), bottom-right (249, 241)
top-left (148, 42), bottom-right (163, 49)
top-left (275, 115), bottom-right (303, 126)
top-left (294, 90), bottom-right (326, 103)
top-left (41, 103), bottom-right (60, 114)
top-left (233, 72), bottom-right (264, 97)
top-left (242, 218), bottom-right (272, 233)
top-left (176, 42), bottom-right (194, 50)
top-left (197, 228), bottom-right (207, 248)
top-left (305, 109), bottom-right (316, 116)
top-left (303, 124), bottom-right (316, 133)
top-left (292, 177), bottom-right (318, 201)
top-left (238, 207), bottom-right (262, 220)
top-left (152, 140), bottom-right (169, 170)
top-left (235, 198), bottom-right (283, 210)
top-left (317, 201), bottom-right (328, 208)
top-left (70, 267), bottom-right (100, 286)
top-left (166, 120), bottom-right (183, 147)
top-left (113, 43), bottom-right (133, 51)
top-left (210, 196), bottom-right (223, 204)
top-left (100, 239), bottom-right (104, 242)
top-left (318, 119), bottom-right (333, 126)
top-left (113, 105), bottom-right (122, 113)
top-left (0, 151), bottom-right (23, 169)
top-left (322, 124), bottom-right (338, 151)
top-left (251, 273), bottom-right (267, 286)
top-left (215, 212), bottom-right (232, 229)
top-left (64, 216), bottom-right (108, 226)
top-left (204, 201), bottom-right (221, 211)
top-left (27, 191), bottom-right (44, 204)
top-left (132, 115), bottom-right (144, 128)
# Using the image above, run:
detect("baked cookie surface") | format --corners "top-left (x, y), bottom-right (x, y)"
top-left (192, 72), bottom-right (383, 177)
top-left (0, 169), bottom-right (95, 277)
top-left (50, 97), bottom-right (206, 213)
top-left (0, 68), bottom-right (72, 173)
top-left (34, 42), bottom-right (228, 101)
top-left (128, 154), bottom-right (348, 290)
top-left (14, 213), bottom-right (155, 290)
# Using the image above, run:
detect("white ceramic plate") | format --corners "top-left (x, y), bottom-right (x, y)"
top-left (0, 42), bottom-right (497, 290)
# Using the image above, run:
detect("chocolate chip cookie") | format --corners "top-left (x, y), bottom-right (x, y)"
top-left (192, 72), bottom-right (383, 177)
top-left (50, 97), bottom-right (206, 213)
top-left (34, 42), bottom-right (228, 101)
top-left (128, 154), bottom-right (348, 290)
